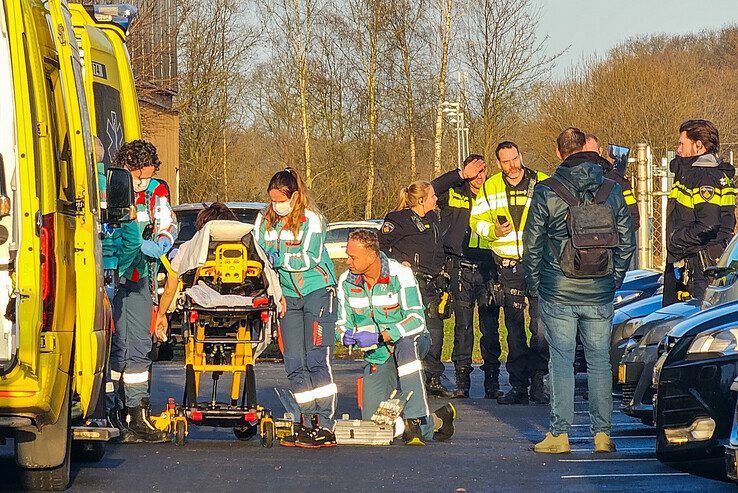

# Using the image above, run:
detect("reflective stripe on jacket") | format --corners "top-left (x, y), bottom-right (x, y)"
top-left (335, 253), bottom-right (427, 365)
top-left (470, 169), bottom-right (548, 259)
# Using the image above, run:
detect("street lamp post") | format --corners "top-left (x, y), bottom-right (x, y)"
top-left (442, 101), bottom-right (469, 169)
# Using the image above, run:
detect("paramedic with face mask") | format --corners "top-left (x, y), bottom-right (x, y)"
top-left (254, 168), bottom-right (339, 448)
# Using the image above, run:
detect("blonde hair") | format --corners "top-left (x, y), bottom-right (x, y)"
top-left (264, 168), bottom-right (320, 236)
top-left (394, 180), bottom-right (431, 211)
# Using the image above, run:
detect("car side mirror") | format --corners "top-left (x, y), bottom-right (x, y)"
top-left (104, 167), bottom-right (134, 226)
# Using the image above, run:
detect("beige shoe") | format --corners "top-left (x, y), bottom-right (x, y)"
top-left (594, 432), bottom-right (616, 453)
top-left (533, 432), bottom-right (571, 454)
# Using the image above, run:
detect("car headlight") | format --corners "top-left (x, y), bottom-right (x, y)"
top-left (638, 318), bottom-right (682, 348)
top-left (623, 338), bottom-right (638, 356)
top-left (614, 290), bottom-right (642, 308)
top-left (621, 317), bottom-right (644, 340)
top-left (688, 327), bottom-right (738, 356)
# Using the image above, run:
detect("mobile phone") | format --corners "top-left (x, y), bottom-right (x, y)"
top-left (497, 215), bottom-right (509, 225)
top-left (607, 144), bottom-right (630, 177)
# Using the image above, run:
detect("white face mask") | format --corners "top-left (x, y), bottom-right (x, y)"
top-left (273, 199), bottom-right (293, 217)
top-left (133, 177), bottom-right (151, 192)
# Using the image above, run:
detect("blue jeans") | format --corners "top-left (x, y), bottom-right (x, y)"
top-left (539, 298), bottom-right (613, 436)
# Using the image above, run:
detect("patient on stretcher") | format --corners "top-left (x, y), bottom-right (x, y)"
top-left (155, 203), bottom-right (283, 341)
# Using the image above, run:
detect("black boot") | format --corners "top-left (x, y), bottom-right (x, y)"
top-left (426, 376), bottom-right (454, 398)
top-left (497, 386), bottom-right (529, 405)
top-left (530, 371), bottom-right (550, 405)
top-left (452, 368), bottom-right (471, 398)
top-left (126, 398), bottom-right (168, 443)
top-left (404, 418), bottom-right (425, 446)
top-left (433, 403), bottom-right (457, 442)
top-left (107, 407), bottom-right (134, 443)
top-left (484, 370), bottom-right (503, 399)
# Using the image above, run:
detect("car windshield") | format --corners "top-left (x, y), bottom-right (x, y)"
top-left (717, 234), bottom-right (738, 268)
top-left (326, 228), bottom-right (351, 243)
top-left (175, 208), bottom-right (260, 244)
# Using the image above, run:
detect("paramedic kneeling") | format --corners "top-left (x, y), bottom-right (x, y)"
top-left (337, 229), bottom-right (456, 445)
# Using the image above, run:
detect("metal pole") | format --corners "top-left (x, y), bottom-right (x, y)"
top-left (636, 143), bottom-right (651, 269)
top-left (660, 157), bottom-right (668, 270)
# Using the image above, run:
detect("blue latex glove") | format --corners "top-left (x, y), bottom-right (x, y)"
top-left (157, 237), bottom-right (173, 254)
top-left (267, 251), bottom-right (279, 267)
top-left (341, 329), bottom-right (357, 347)
top-left (141, 239), bottom-right (164, 259)
top-left (354, 331), bottom-right (379, 348)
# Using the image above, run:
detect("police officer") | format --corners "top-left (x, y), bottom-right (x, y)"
top-left (431, 155), bottom-right (501, 399)
top-left (663, 119), bottom-right (735, 306)
top-left (584, 134), bottom-right (640, 230)
top-left (379, 181), bottom-right (453, 397)
top-left (470, 141), bottom-right (549, 405)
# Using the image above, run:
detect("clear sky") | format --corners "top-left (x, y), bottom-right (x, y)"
top-left (540, 0), bottom-right (738, 77)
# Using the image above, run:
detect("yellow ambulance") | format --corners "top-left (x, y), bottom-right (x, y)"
top-left (0, 0), bottom-right (137, 489)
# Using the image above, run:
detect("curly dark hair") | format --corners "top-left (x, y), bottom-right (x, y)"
top-left (112, 139), bottom-right (161, 171)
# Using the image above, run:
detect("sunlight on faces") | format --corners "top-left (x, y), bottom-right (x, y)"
top-left (268, 188), bottom-right (291, 204)
top-left (497, 147), bottom-right (523, 181)
top-left (677, 131), bottom-right (705, 158)
top-left (130, 165), bottom-right (156, 180)
top-left (470, 166), bottom-right (487, 191)
top-left (345, 238), bottom-right (378, 275)
top-left (424, 185), bottom-right (438, 212)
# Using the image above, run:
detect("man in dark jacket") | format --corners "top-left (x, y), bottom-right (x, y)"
top-left (523, 127), bottom-right (635, 454)
top-left (663, 119), bottom-right (735, 306)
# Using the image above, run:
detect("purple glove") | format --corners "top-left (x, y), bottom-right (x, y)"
top-left (341, 329), bottom-right (357, 347)
top-left (354, 330), bottom-right (380, 348)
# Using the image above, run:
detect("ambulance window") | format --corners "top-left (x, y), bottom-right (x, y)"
top-left (92, 82), bottom-right (124, 168)
top-left (45, 72), bottom-right (76, 210)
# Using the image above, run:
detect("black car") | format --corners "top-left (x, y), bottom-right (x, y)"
top-left (619, 300), bottom-right (700, 424)
top-left (654, 299), bottom-right (738, 465)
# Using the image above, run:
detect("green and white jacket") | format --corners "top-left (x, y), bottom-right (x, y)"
top-left (335, 253), bottom-right (428, 364)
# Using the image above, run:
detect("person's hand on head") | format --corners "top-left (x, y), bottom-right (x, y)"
top-left (461, 159), bottom-right (485, 180)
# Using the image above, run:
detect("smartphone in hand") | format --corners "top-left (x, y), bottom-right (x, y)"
top-left (497, 215), bottom-right (509, 225)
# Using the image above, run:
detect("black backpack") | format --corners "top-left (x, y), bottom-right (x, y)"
top-left (542, 177), bottom-right (618, 279)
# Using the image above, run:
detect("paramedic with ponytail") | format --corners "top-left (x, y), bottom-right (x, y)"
top-left (378, 181), bottom-right (453, 398)
top-left (254, 168), bottom-right (339, 449)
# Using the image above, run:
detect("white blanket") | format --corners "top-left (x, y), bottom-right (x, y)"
top-left (185, 281), bottom-right (255, 308)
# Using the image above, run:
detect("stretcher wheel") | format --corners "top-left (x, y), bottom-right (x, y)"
top-left (175, 420), bottom-right (187, 446)
top-left (261, 420), bottom-right (275, 448)
top-left (233, 424), bottom-right (258, 441)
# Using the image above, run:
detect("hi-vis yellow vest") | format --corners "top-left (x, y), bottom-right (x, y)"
top-left (470, 170), bottom-right (548, 259)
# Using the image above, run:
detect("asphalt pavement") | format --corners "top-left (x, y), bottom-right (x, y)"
top-left (0, 360), bottom-right (734, 492)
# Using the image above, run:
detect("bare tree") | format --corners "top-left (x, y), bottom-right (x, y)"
top-left (462, 0), bottom-right (558, 161)
top-left (387, 0), bottom-right (427, 180)
top-left (432, 0), bottom-right (453, 176)
top-left (261, 0), bottom-right (320, 187)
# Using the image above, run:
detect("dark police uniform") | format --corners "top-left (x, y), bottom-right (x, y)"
top-left (431, 170), bottom-right (500, 398)
top-left (664, 153), bottom-right (735, 306)
top-left (379, 206), bottom-right (451, 396)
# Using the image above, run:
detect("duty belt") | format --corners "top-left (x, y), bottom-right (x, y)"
top-left (449, 257), bottom-right (479, 271)
top-left (497, 258), bottom-right (519, 269)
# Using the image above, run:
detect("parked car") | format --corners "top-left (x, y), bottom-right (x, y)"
top-left (614, 269), bottom-right (663, 309)
top-left (702, 233), bottom-right (738, 309)
top-left (654, 299), bottom-right (738, 465)
top-left (619, 300), bottom-right (701, 424)
top-left (325, 220), bottom-right (382, 260)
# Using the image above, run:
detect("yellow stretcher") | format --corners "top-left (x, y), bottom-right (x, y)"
top-left (152, 222), bottom-right (279, 446)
